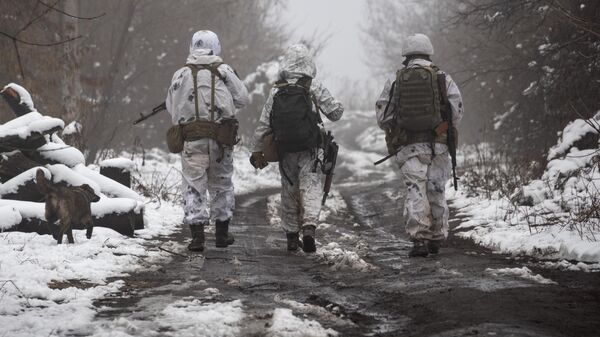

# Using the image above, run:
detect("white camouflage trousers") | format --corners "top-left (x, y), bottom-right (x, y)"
top-left (279, 149), bottom-right (323, 233)
top-left (396, 143), bottom-right (451, 241)
top-left (181, 139), bottom-right (234, 225)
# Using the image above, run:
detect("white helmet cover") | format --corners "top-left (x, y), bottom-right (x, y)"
top-left (402, 33), bottom-right (434, 56)
top-left (280, 43), bottom-right (317, 79)
top-left (189, 30), bottom-right (221, 56)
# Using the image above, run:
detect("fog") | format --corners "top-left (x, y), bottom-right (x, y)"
top-left (283, 0), bottom-right (373, 95)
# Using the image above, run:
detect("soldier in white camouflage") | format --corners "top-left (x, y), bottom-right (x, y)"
top-left (166, 30), bottom-right (249, 252)
top-left (375, 34), bottom-right (464, 257)
top-left (250, 44), bottom-right (344, 253)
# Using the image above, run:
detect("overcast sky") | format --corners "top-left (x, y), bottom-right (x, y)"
top-left (282, 0), bottom-right (372, 94)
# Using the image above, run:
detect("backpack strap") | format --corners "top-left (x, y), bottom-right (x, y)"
top-left (296, 76), bottom-right (312, 90)
top-left (186, 65), bottom-right (201, 120)
top-left (186, 62), bottom-right (224, 121)
top-left (382, 79), bottom-right (397, 124)
top-left (274, 79), bottom-right (288, 88)
top-left (296, 76), bottom-right (324, 125)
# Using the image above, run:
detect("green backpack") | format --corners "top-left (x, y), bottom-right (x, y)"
top-left (393, 66), bottom-right (442, 132)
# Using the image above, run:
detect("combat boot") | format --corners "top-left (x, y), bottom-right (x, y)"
top-left (302, 225), bottom-right (316, 253)
top-left (215, 219), bottom-right (235, 248)
top-left (286, 232), bottom-right (303, 251)
top-left (409, 240), bottom-right (429, 257)
top-left (188, 224), bottom-right (205, 252)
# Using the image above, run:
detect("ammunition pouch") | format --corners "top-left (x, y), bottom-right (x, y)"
top-left (167, 118), bottom-right (239, 154)
top-left (166, 124), bottom-right (184, 153)
top-left (384, 123), bottom-right (448, 155)
top-left (181, 119), bottom-right (239, 146)
top-left (216, 118), bottom-right (239, 146)
top-left (182, 120), bottom-right (218, 142)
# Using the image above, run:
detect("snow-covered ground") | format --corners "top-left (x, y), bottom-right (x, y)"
top-left (448, 112), bottom-right (600, 264)
top-left (0, 145), bottom-right (336, 337)
top-left (0, 200), bottom-right (181, 337)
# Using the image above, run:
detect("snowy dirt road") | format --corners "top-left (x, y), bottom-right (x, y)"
top-left (85, 111), bottom-right (600, 337)
top-left (88, 181), bottom-right (600, 337)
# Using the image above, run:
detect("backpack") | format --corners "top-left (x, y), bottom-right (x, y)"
top-left (270, 77), bottom-right (322, 153)
top-left (393, 65), bottom-right (442, 132)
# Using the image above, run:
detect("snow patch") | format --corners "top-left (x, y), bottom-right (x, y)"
top-left (268, 308), bottom-right (338, 337)
top-left (0, 111), bottom-right (64, 139)
top-left (62, 121), bottom-right (82, 136)
top-left (317, 242), bottom-right (376, 272)
top-left (0, 166), bottom-right (49, 196)
top-left (37, 142), bottom-right (85, 167)
top-left (485, 267), bottom-right (557, 285)
top-left (159, 299), bottom-right (245, 337)
top-left (3, 83), bottom-right (34, 110)
top-left (73, 164), bottom-right (142, 201)
top-left (0, 205), bottom-right (22, 229)
top-left (99, 158), bottom-right (135, 171)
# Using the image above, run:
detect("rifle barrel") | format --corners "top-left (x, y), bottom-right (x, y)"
top-left (133, 102), bottom-right (167, 125)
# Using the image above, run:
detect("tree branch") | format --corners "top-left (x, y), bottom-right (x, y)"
top-left (37, 0), bottom-right (106, 20)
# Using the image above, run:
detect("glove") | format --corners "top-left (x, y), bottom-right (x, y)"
top-left (250, 151), bottom-right (268, 169)
top-left (434, 121), bottom-right (449, 136)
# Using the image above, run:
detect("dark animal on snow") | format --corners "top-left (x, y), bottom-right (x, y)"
top-left (35, 169), bottom-right (100, 244)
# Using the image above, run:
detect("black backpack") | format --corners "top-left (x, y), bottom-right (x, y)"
top-left (270, 77), bottom-right (322, 153)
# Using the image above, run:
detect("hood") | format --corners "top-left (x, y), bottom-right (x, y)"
top-left (279, 44), bottom-right (317, 79)
top-left (186, 49), bottom-right (223, 65)
top-left (189, 30), bottom-right (221, 56)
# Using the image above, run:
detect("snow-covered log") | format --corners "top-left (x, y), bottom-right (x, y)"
top-left (0, 151), bottom-right (40, 182)
top-left (0, 111), bottom-right (64, 153)
top-left (0, 198), bottom-right (142, 237)
top-left (0, 167), bottom-right (49, 202)
top-left (99, 158), bottom-right (134, 188)
top-left (0, 83), bottom-right (145, 236)
top-left (0, 83), bottom-right (35, 116)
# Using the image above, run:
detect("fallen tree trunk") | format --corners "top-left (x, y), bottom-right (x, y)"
top-left (0, 86), bottom-right (34, 116)
top-left (0, 151), bottom-right (39, 183)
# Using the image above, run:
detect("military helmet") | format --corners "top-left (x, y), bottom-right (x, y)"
top-left (402, 34), bottom-right (434, 57)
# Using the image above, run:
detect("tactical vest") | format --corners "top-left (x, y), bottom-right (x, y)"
top-left (270, 77), bottom-right (322, 154)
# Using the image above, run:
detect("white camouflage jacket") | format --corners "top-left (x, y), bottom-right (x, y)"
top-left (250, 44), bottom-right (344, 152)
top-left (166, 49), bottom-right (249, 125)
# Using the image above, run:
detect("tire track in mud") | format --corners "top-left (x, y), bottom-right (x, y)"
top-left (90, 181), bottom-right (600, 337)
top-left (339, 180), bottom-right (600, 337)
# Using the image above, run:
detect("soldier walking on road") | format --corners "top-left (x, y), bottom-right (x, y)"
top-left (250, 44), bottom-right (344, 253)
top-left (375, 34), bottom-right (464, 257)
top-left (165, 30), bottom-right (249, 252)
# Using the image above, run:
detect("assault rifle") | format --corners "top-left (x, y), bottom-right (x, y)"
top-left (133, 102), bottom-right (166, 125)
top-left (321, 131), bottom-right (339, 206)
top-left (438, 74), bottom-right (458, 191)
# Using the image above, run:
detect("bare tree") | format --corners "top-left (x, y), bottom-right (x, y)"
top-left (364, 0), bottom-right (600, 162)
top-left (77, 0), bottom-right (287, 162)
top-left (0, 0), bottom-right (102, 125)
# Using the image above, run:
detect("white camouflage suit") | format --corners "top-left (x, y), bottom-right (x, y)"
top-left (376, 58), bottom-right (464, 241)
top-left (166, 31), bottom-right (249, 226)
top-left (251, 44), bottom-right (344, 233)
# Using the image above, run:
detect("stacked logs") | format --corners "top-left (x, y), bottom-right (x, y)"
top-left (0, 83), bottom-right (144, 237)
